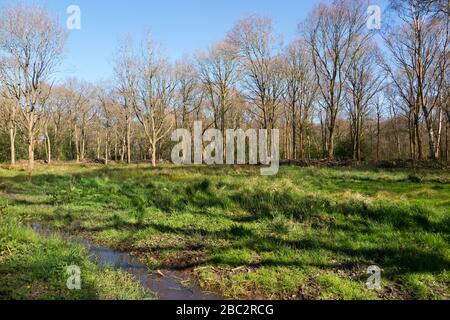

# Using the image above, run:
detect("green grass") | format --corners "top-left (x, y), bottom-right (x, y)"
top-left (0, 163), bottom-right (449, 300)
top-left (0, 200), bottom-right (149, 300)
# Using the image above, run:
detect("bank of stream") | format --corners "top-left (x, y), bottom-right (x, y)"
top-left (30, 223), bottom-right (222, 300)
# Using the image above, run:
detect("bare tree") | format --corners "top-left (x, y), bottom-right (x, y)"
top-left (0, 5), bottom-right (67, 171)
top-left (175, 58), bottom-right (204, 129)
top-left (444, 63), bottom-right (450, 160)
top-left (385, 87), bottom-right (405, 159)
top-left (229, 15), bottom-right (284, 133)
top-left (384, 0), bottom-right (449, 159)
top-left (302, 0), bottom-right (371, 159)
top-left (134, 34), bottom-right (175, 167)
top-left (374, 95), bottom-right (385, 161)
top-left (283, 40), bottom-right (318, 160)
top-left (197, 41), bottom-right (240, 134)
top-left (47, 86), bottom-right (72, 161)
top-left (114, 38), bottom-right (139, 164)
top-left (65, 80), bottom-right (95, 163)
top-left (345, 41), bottom-right (384, 161)
top-left (98, 86), bottom-right (118, 165)
top-left (42, 105), bottom-right (52, 164)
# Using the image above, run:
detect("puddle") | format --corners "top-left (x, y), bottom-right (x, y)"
top-left (30, 223), bottom-right (222, 300)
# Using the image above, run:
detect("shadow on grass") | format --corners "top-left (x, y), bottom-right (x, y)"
top-left (0, 258), bottom-right (98, 300)
top-left (1, 166), bottom-right (449, 278)
top-left (96, 219), bottom-right (450, 275)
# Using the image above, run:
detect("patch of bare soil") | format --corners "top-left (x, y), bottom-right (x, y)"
top-left (378, 284), bottom-right (413, 300)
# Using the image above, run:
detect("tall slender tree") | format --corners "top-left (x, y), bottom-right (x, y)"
top-left (302, 0), bottom-right (371, 159)
top-left (0, 5), bottom-right (67, 171)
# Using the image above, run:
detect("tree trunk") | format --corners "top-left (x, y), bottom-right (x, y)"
top-left (114, 135), bottom-right (118, 161)
top-left (299, 129), bottom-right (304, 161)
top-left (97, 135), bottom-right (101, 159)
top-left (446, 123), bottom-right (449, 162)
top-left (45, 126), bottom-right (51, 164)
top-left (408, 114), bottom-right (414, 159)
top-left (120, 138), bottom-right (125, 162)
top-left (74, 127), bottom-right (80, 163)
top-left (81, 135), bottom-right (86, 161)
top-left (391, 112), bottom-right (401, 159)
top-left (9, 121), bottom-right (16, 165)
top-left (45, 134), bottom-right (52, 164)
top-left (426, 124), bottom-right (438, 160)
top-left (422, 106), bottom-right (439, 160)
top-left (292, 117), bottom-right (297, 160)
top-left (53, 124), bottom-right (60, 161)
top-left (105, 131), bottom-right (109, 165)
top-left (28, 135), bottom-right (34, 172)
top-left (357, 134), bottom-right (361, 161)
top-left (352, 126), bottom-right (357, 161)
top-left (327, 126), bottom-right (335, 160)
top-left (376, 114), bottom-right (381, 162)
top-left (436, 109), bottom-right (443, 160)
top-left (152, 146), bottom-right (156, 167)
top-left (326, 108), bottom-right (337, 160)
top-left (126, 117), bottom-right (132, 164)
top-left (414, 112), bottom-right (423, 160)
top-left (287, 126), bottom-right (291, 160)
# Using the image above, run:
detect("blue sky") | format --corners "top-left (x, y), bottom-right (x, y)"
top-left (0, 0), bottom-right (385, 83)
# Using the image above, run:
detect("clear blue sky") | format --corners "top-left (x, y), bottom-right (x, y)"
top-left (0, 0), bottom-right (385, 83)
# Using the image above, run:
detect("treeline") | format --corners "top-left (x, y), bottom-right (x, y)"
top-left (0, 0), bottom-right (449, 170)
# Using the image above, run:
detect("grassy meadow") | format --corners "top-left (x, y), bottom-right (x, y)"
top-left (0, 163), bottom-right (449, 300)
